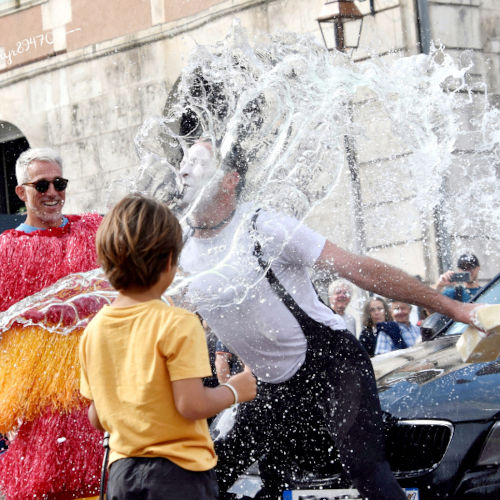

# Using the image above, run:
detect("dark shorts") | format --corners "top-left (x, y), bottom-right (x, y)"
top-left (107, 456), bottom-right (218, 500)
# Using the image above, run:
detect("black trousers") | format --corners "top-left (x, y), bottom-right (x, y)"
top-left (213, 321), bottom-right (406, 500)
top-left (107, 456), bottom-right (218, 500)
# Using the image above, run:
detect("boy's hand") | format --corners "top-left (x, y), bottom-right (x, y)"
top-left (227, 365), bottom-right (257, 404)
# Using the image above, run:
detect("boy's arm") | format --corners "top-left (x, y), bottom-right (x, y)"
top-left (88, 401), bottom-right (105, 432)
top-left (172, 366), bottom-right (256, 420)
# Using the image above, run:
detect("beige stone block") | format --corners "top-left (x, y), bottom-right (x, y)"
top-left (431, 0), bottom-right (480, 5)
top-left (304, 168), bottom-right (357, 250)
top-left (355, 6), bottom-right (405, 60)
top-left (364, 198), bottom-right (423, 248)
top-left (66, 60), bottom-right (103, 102)
top-left (429, 4), bottom-right (482, 49)
top-left (352, 100), bottom-right (408, 164)
top-left (28, 73), bottom-right (55, 113)
top-left (55, 69), bottom-right (70, 107)
top-left (373, 0), bottom-right (401, 9)
top-left (52, 25), bottom-right (68, 53)
top-left (136, 42), bottom-right (169, 84)
top-left (269, 0), bottom-right (325, 37)
top-left (480, 0), bottom-right (500, 8)
top-left (100, 87), bottom-right (143, 134)
top-left (97, 128), bottom-right (138, 177)
top-left (41, 0), bottom-right (72, 31)
top-left (59, 138), bottom-right (101, 179)
top-left (46, 107), bottom-right (66, 145)
top-left (101, 50), bottom-right (141, 91)
top-left (0, 79), bottom-right (30, 123)
top-left (70, 99), bottom-right (98, 139)
top-left (138, 81), bottom-right (169, 117)
top-left (366, 240), bottom-right (428, 278)
top-left (150, 0), bottom-right (166, 25)
top-left (359, 156), bottom-right (414, 206)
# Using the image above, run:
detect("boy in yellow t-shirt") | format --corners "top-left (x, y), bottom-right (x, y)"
top-left (79, 193), bottom-right (256, 499)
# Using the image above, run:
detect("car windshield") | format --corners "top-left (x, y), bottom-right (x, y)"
top-left (445, 275), bottom-right (500, 336)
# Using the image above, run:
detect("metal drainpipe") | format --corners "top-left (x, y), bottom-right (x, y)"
top-left (416, 0), bottom-right (452, 272)
top-left (416, 0), bottom-right (431, 54)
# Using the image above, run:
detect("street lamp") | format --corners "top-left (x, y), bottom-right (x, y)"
top-left (316, 0), bottom-right (364, 52)
top-left (316, 1), bottom-right (367, 254)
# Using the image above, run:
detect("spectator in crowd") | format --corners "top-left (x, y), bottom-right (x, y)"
top-left (328, 279), bottom-right (356, 336)
top-left (434, 253), bottom-right (482, 302)
top-left (375, 301), bottom-right (421, 355)
top-left (0, 147), bottom-right (103, 499)
top-left (0, 147), bottom-right (102, 310)
top-left (359, 297), bottom-right (392, 357)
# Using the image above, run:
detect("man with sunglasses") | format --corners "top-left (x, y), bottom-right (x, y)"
top-left (0, 147), bottom-right (103, 499)
top-left (0, 147), bottom-right (102, 310)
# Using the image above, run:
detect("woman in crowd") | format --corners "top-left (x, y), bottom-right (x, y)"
top-left (359, 297), bottom-right (392, 357)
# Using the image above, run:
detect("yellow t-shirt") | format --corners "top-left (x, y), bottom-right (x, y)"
top-left (79, 300), bottom-right (216, 471)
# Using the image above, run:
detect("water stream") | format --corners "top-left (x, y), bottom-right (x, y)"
top-left (127, 23), bottom-right (498, 308)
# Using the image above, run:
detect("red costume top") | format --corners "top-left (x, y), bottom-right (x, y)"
top-left (0, 213), bottom-right (102, 312)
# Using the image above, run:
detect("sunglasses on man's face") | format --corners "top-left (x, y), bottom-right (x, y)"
top-left (23, 177), bottom-right (69, 193)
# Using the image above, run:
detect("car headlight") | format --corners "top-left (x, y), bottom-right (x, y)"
top-left (477, 421), bottom-right (500, 466)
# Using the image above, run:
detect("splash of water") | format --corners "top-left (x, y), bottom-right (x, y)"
top-left (121, 23), bottom-right (498, 308)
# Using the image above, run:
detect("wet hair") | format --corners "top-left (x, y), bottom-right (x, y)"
top-left (222, 141), bottom-right (248, 197)
top-left (15, 147), bottom-right (63, 185)
top-left (178, 70), bottom-right (229, 140)
top-left (178, 67), bottom-right (257, 199)
top-left (361, 297), bottom-right (392, 329)
top-left (328, 279), bottom-right (353, 297)
top-left (457, 253), bottom-right (480, 271)
top-left (97, 193), bottom-right (183, 291)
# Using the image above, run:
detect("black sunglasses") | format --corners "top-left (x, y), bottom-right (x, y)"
top-left (23, 177), bottom-right (69, 193)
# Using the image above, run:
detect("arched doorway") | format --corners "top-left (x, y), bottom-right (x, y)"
top-left (0, 121), bottom-right (29, 215)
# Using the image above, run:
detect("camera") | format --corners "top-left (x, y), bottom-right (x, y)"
top-left (450, 272), bottom-right (471, 282)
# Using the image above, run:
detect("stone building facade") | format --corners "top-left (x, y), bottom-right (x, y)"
top-left (0, 0), bottom-right (499, 288)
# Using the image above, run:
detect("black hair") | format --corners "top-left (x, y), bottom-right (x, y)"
top-left (222, 142), bottom-right (248, 197)
top-left (457, 253), bottom-right (480, 271)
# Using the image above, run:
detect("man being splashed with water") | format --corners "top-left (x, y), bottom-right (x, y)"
top-left (176, 132), bottom-right (478, 500)
top-left (0, 147), bottom-right (103, 499)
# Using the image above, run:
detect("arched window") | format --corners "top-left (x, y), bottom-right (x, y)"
top-left (0, 121), bottom-right (29, 215)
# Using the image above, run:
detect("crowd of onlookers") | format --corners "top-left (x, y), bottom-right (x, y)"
top-left (326, 252), bottom-right (482, 358)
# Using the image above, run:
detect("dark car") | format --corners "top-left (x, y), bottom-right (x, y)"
top-left (370, 273), bottom-right (500, 499)
top-left (217, 274), bottom-right (500, 500)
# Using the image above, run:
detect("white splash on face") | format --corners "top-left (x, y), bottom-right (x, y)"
top-left (178, 142), bottom-right (218, 207)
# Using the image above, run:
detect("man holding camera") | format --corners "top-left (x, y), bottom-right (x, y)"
top-left (434, 253), bottom-right (482, 302)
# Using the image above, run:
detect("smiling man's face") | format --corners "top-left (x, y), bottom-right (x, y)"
top-left (17, 160), bottom-right (66, 228)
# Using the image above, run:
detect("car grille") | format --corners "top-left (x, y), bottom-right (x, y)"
top-left (384, 419), bottom-right (454, 476)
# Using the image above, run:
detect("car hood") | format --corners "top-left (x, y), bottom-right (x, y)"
top-left (372, 336), bottom-right (500, 421)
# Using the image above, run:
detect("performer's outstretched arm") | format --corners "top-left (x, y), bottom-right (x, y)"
top-left (316, 240), bottom-right (477, 325)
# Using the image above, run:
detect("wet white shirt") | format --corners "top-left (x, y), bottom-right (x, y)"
top-left (180, 204), bottom-right (345, 383)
